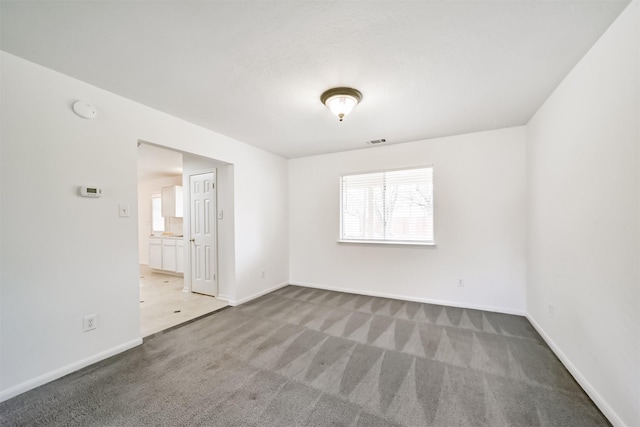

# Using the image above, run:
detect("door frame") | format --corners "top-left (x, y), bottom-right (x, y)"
top-left (182, 168), bottom-right (218, 296)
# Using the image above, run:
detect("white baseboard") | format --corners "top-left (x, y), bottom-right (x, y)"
top-left (217, 293), bottom-right (230, 301)
top-left (229, 282), bottom-right (289, 306)
top-left (0, 338), bottom-right (143, 403)
top-left (289, 281), bottom-right (525, 316)
top-left (526, 314), bottom-right (626, 427)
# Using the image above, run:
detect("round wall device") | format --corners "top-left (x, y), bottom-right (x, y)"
top-left (72, 101), bottom-right (97, 119)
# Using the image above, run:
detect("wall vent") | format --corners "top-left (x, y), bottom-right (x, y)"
top-left (366, 138), bottom-right (386, 145)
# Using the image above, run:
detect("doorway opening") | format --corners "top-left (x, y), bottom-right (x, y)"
top-left (137, 142), bottom-right (232, 337)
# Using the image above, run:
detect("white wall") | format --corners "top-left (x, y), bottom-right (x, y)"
top-left (289, 127), bottom-right (527, 314)
top-left (0, 51), bottom-right (289, 400)
top-left (526, 2), bottom-right (639, 426)
top-left (137, 174), bottom-right (182, 264)
top-left (232, 146), bottom-right (289, 304)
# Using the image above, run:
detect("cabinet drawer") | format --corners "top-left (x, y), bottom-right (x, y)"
top-left (162, 239), bottom-right (177, 246)
top-left (149, 238), bottom-right (162, 246)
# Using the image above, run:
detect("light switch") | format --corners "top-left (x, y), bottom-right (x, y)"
top-left (119, 204), bottom-right (130, 218)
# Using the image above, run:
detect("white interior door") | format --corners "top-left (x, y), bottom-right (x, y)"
top-left (189, 172), bottom-right (217, 296)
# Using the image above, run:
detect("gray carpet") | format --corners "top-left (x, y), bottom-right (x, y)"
top-left (0, 285), bottom-right (610, 426)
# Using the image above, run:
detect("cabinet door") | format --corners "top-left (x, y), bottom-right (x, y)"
top-left (162, 239), bottom-right (177, 272)
top-left (149, 239), bottom-right (163, 269)
top-left (161, 186), bottom-right (183, 218)
top-left (176, 241), bottom-right (184, 274)
top-left (174, 186), bottom-right (184, 217)
top-left (161, 186), bottom-right (176, 218)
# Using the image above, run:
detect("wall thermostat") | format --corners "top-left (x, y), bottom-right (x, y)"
top-left (79, 186), bottom-right (102, 197)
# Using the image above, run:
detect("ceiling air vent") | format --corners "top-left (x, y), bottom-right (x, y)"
top-left (366, 138), bottom-right (386, 146)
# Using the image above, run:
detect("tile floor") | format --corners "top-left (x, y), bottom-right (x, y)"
top-left (139, 264), bottom-right (228, 337)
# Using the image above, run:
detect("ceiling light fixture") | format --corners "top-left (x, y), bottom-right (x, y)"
top-left (320, 87), bottom-right (362, 122)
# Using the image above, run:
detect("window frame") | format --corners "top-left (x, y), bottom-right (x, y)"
top-left (338, 165), bottom-right (435, 246)
top-left (150, 192), bottom-right (165, 234)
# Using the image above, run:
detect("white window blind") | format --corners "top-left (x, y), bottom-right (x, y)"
top-left (340, 167), bottom-right (434, 244)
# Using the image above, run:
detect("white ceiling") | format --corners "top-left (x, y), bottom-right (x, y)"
top-left (137, 143), bottom-right (182, 182)
top-left (1, 1), bottom-right (630, 158)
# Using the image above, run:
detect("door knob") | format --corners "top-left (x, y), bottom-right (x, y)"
top-left (190, 238), bottom-right (195, 242)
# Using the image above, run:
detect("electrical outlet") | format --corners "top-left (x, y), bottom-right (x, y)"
top-left (261, 270), bottom-right (265, 279)
top-left (548, 304), bottom-right (555, 318)
top-left (457, 278), bottom-right (464, 287)
top-left (83, 314), bottom-right (97, 332)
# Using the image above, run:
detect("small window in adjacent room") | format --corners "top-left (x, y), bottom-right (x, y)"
top-left (340, 166), bottom-right (434, 245)
top-left (151, 193), bottom-right (165, 233)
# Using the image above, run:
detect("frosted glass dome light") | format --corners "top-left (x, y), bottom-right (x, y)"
top-left (320, 87), bottom-right (362, 122)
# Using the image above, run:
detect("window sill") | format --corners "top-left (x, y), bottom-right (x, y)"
top-left (337, 239), bottom-right (436, 247)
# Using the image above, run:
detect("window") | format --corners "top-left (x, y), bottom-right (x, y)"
top-left (151, 193), bottom-right (165, 233)
top-left (340, 166), bottom-right (434, 244)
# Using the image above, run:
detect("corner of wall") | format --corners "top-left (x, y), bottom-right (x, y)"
top-left (525, 313), bottom-right (627, 427)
